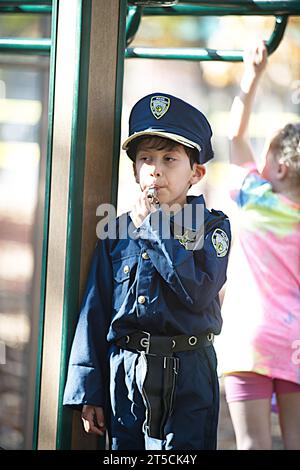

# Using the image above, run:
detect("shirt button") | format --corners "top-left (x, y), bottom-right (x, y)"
top-left (142, 252), bottom-right (149, 260)
top-left (138, 295), bottom-right (146, 304)
top-left (123, 265), bottom-right (130, 274)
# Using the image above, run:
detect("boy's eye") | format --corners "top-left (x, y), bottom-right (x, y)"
top-left (137, 155), bottom-right (150, 161)
top-left (165, 156), bottom-right (176, 162)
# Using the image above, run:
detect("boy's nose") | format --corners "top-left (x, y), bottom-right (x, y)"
top-left (149, 163), bottom-right (162, 177)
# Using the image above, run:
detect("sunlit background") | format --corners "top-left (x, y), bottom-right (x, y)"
top-left (0, 9), bottom-right (299, 449)
top-left (118, 15), bottom-right (300, 216)
top-left (0, 12), bottom-right (50, 449)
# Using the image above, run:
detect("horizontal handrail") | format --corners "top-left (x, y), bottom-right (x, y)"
top-left (0, 1), bottom-right (51, 4)
top-left (126, 15), bottom-right (288, 61)
top-left (0, 37), bottom-right (51, 55)
top-left (0, 5), bottom-right (51, 13)
top-left (128, 0), bottom-right (300, 15)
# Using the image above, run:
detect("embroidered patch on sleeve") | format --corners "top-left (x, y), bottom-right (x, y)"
top-left (211, 228), bottom-right (229, 257)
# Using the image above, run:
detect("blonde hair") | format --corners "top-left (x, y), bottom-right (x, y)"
top-left (270, 123), bottom-right (300, 182)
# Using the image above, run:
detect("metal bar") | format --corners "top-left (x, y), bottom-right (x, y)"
top-left (126, 46), bottom-right (244, 61)
top-left (126, 14), bottom-right (288, 61)
top-left (32, 0), bottom-right (57, 451)
top-left (266, 15), bottom-right (289, 54)
top-left (126, 5), bottom-right (142, 46)
top-left (142, 3), bottom-right (300, 16)
top-left (128, 0), bottom-right (300, 15)
top-left (0, 38), bottom-right (51, 55)
top-left (0, 1), bottom-right (51, 4)
top-left (112, 0), bottom-right (127, 207)
top-left (0, 5), bottom-right (52, 13)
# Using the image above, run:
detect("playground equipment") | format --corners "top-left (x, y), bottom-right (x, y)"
top-left (0, 0), bottom-right (299, 450)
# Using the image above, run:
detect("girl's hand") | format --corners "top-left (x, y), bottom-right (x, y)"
top-left (243, 41), bottom-right (268, 78)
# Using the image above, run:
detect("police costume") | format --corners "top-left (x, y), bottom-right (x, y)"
top-left (63, 93), bottom-right (231, 450)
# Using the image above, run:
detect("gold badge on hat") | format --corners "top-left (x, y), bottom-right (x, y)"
top-left (150, 96), bottom-right (170, 120)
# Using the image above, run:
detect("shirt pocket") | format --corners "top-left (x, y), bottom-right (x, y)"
top-left (112, 255), bottom-right (138, 309)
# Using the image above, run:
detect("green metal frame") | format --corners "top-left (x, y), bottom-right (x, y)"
top-left (32, 0), bottom-right (57, 451)
top-left (55, 0), bottom-right (92, 450)
top-left (126, 14), bottom-right (289, 61)
top-left (138, 1), bottom-right (300, 15)
top-left (31, 0), bottom-right (94, 451)
top-left (0, 0), bottom-right (51, 13)
top-left (0, 5), bottom-right (51, 13)
top-left (0, 38), bottom-right (51, 54)
top-left (1, 1), bottom-right (299, 59)
top-left (126, 5), bottom-right (142, 46)
top-left (111, 0), bottom-right (128, 207)
top-left (0, 1), bottom-right (51, 4)
top-left (128, 0), bottom-right (300, 13)
top-left (0, 1), bottom-right (51, 54)
top-left (125, 0), bottom-right (300, 61)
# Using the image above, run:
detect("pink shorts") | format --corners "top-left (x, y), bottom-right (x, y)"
top-left (224, 372), bottom-right (300, 403)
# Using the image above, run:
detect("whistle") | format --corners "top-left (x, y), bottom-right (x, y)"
top-left (147, 187), bottom-right (160, 205)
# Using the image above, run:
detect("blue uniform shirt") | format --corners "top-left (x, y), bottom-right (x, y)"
top-left (63, 194), bottom-right (231, 408)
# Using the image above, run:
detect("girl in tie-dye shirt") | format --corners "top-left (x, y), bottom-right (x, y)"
top-left (219, 42), bottom-right (300, 450)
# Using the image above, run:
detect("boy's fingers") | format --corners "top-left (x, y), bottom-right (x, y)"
top-left (84, 420), bottom-right (104, 436)
top-left (142, 188), bottom-right (154, 211)
top-left (81, 414), bottom-right (94, 433)
top-left (95, 407), bottom-right (106, 430)
top-left (81, 407), bottom-right (105, 436)
top-left (90, 424), bottom-right (105, 436)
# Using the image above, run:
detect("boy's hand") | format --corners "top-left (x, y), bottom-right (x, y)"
top-left (81, 405), bottom-right (106, 437)
top-left (242, 41), bottom-right (267, 79)
top-left (131, 188), bottom-right (158, 228)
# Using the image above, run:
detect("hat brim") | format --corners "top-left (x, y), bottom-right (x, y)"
top-left (122, 130), bottom-right (201, 153)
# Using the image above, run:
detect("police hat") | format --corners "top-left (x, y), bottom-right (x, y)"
top-left (122, 92), bottom-right (214, 164)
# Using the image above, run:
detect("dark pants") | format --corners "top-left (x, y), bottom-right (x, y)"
top-left (109, 345), bottom-right (219, 450)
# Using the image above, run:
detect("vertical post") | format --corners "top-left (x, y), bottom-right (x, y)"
top-left (36, 0), bottom-right (126, 449)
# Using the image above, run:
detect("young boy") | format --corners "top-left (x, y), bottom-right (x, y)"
top-left (63, 92), bottom-right (231, 450)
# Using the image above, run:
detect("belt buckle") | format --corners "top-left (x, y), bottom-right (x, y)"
top-left (139, 331), bottom-right (150, 354)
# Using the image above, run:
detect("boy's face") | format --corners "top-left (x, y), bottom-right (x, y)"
top-left (133, 141), bottom-right (206, 207)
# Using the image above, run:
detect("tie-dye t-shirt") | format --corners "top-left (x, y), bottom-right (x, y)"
top-left (219, 168), bottom-right (300, 384)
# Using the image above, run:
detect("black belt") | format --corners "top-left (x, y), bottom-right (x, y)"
top-left (115, 330), bottom-right (214, 440)
top-left (116, 330), bottom-right (214, 356)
